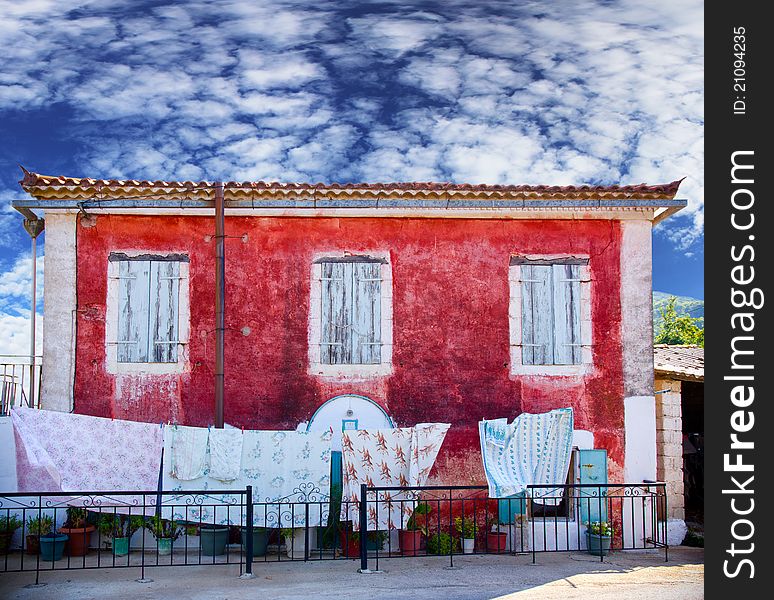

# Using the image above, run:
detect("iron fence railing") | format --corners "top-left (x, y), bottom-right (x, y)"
top-left (0, 357), bottom-right (43, 415)
top-left (357, 482), bottom-right (668, 571)
top-left (1, 482), bottom-right (668, 584)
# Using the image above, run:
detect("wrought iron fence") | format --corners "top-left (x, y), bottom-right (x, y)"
top-left (357, 482), bottom-right (668, 571)
top-left (1, 482), bottom-right (667, 583)
top-left (0, 486), bottom-right (362, 584)
top-left (0, 357), bottom-right (42, 415)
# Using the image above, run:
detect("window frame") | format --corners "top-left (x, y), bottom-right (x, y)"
top-left (105, 251), bottom-right (190, 374)
top-left (509, 255), bottom-right (593, 376)
top-left (308, 252), bottom-right (393, 379)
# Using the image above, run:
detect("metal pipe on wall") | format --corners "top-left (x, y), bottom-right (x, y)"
top-left (22, 217), bottom-right (44, 408)
top-left (214, 182), bottom-right (225, 428)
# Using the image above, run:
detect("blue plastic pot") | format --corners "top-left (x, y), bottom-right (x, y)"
top-left (586, 532), bottom-right (612, 556)
top-left (240, 528), bottom-right (269, 557)
top-left (39, 534), bottom-right (68, 561)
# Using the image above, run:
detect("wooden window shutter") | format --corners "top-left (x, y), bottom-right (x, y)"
top-left (352, 262), bottom-right (381, 364)
top-left (150, 261), bottom-right (180, 363)
top-left (321, 262), bottom-right (352, 365)
top-left (551, 264), bottom-right (581, 365)
top-left (521, 264), bottom-right (554, 365)
top-left (117, 260), bottom-right (151, 363)
top-left (320, 260), bottom-right (382, 365)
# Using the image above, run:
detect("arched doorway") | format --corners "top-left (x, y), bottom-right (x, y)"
top-left (306, 395), bottom-right (394, 549)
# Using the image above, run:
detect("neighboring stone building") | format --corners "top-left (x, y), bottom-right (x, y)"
top-left (654, 344), bottom-right (704, 540)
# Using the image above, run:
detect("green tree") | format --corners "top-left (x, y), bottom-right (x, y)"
top-left (654, 297), bottom-right (704, 347)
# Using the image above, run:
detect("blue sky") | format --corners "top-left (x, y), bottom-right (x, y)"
top-left (0, 0), bottom-right (703, 356)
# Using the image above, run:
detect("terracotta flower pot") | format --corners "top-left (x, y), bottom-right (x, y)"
top-left (59, 524), bottom-right (95, 557)
top-left (399, 529), bottom-right (423, 556)
top-left (486, 531), bottom-right (508, 553)
top-left (26, 534), bottom-right (41, 555)
top-left (338, 530), bottom-right (360, 558)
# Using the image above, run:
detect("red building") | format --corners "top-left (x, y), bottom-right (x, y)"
top-left (15, 173), bottom-right (685, 487)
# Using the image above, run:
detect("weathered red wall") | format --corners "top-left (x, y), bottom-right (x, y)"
top-left (74, 216), bottom-right (624, 483)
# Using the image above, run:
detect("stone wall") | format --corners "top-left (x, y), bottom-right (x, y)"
top-left (655, 377), bottom-right (684, 519)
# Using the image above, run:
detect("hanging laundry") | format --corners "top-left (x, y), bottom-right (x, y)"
top-left (479, 407), bottom-right (574, 504)
top-left (340, 423), bottom-right (450, 531)
top-left (12, 406), bottom-right (163, 493)
top-left (208, 427), bottom-right (243, 482)
top-left (162, 428), bottom-right (333, 528)
top-left (168, 425), bottom-right (209, 480)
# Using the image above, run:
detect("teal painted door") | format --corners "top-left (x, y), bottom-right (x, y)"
top-left (331, 451), bottom-right (343, 489)
top-left (578, 449), bottom-right (608, 524)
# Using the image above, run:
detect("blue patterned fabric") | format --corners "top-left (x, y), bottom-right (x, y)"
top-left (479, 408), bottom-right (574, 503)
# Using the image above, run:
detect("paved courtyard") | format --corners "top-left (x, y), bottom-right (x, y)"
top-left (0, 547), bottom-right (703, 599)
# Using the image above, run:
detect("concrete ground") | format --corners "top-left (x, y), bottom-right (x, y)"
top-left (0, 547), bottom-right (703, 600)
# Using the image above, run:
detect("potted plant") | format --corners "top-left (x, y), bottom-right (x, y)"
top-left (26, 515), bottom-right (54, 555)
top-left (59, 507), bottom-right (96, 557)
top-left (0, 514), bottom-right (23, 555)
top-left (144, 516), bottom-right (182, 556)
top-left (97, 513), bottom-right (144, 557)
top-left (200, 524), bottom-right (230, 557)
top-left (585, 520), bottom-right (613, 556)
top-left (454, 516), bottom-right (476, 554)
top-left (337, 524), bottom-right (360, 558)
top-left (427, 531), bottom-right (453, 555)
top-left (486, 517), bottom-right (508, 553)
top-left (241, 526), bottom-right (269, 557)
top-left (400, 502), bottom-right (431, 556)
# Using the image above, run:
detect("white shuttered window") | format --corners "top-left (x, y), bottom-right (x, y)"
top-left (116, 259), bottom-right (184, 363)
top-left (320, 260), bottom-right (382, 365)
top-left (520, 262), bottom-right (585, 366)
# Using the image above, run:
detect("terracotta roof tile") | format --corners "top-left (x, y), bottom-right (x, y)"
top-left (654, 345), bottom-right (704, 381)
top-left (18, 170), bottom-right (684, 203)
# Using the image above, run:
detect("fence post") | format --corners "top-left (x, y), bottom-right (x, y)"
top-left (359, 483), bottom-right (369, 572)
top-left (242, 485), bottom-right (255, 578)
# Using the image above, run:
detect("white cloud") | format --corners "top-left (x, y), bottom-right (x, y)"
top-left (0, 250), bottom-right (44, 357)
top-left (0, 0), bottom-right (704, 250)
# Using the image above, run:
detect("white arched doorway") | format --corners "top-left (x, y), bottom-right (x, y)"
top-left (305, 396), bottom-right (395, 548)
top-left (306, 394), bottom-right (395, 452)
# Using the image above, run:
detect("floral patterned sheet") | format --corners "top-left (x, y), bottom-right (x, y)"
top-left (479, 407), bottom-right (574, 504)
top-left (340, 423), bottom-right (450, 531)
top-left (161, 428), bottom-right (332, 528)
top-left (12, 406), bottom-right (163, 508)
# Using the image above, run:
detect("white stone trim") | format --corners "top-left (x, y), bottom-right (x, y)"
top-left (40, 213), bottom-right (77, 412)
top-left (105, 251), bottom-right (190, 375)
top-left (308, 251), bottom-right (393, 379)
top-left (508, 258), bottom-right (593, 377)
top-left (624, 395), bottom-right (657, 482)
top-left (37, 207), bottom-right (660, 220)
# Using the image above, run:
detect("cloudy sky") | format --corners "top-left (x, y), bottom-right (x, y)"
top-left (0, 0), bottom-right (703, 357)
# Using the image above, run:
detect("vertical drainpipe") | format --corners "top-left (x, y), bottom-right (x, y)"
top-left (214, 182), bottom-right (225, 428)
top-left (23, 217), bottom-right (45, 408)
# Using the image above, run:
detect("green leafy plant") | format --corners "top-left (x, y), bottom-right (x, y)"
top-left (280, 528), bottom-right (294, 540)
top-left (427, 532), bottom-right (453, 555)
top-left (26, 515), bottom-right (54, 536)
top-left (454, 516), bottom-right (476, 539)
top-left (97, 514), bottom-right (144, 539)
top-left (144, 516), bottom-right (182, 541)
top-left (63, 507), bottom-right (88, 528)
top-left (405, 502), bottom-right (432, 532)
top-left (654, 297), bottom-right (704, 346)
top-left (586, 521), bottom-right (613, 536)
top-left (184, 525), bottom-right (198, 536)
top-left (0, 515), bottom-right (23, 534)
